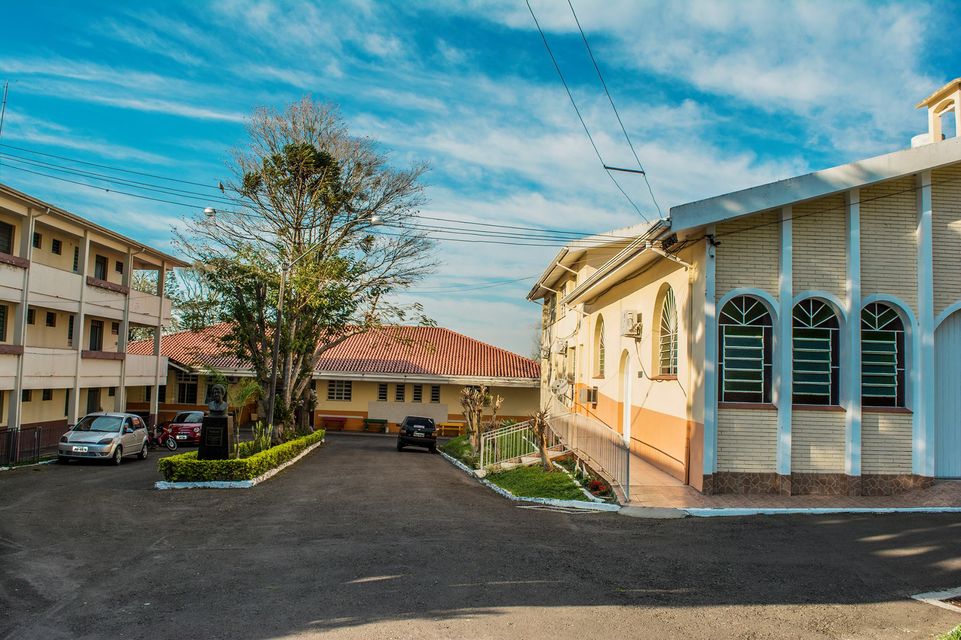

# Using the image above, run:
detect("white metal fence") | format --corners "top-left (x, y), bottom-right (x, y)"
top-left (547, 411), bottom-right (631, 502)
top-left (479, 420), bottom-right (564, 469)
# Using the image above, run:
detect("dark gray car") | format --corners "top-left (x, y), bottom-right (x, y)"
top-left (57, 413), bottom-right (149, 464)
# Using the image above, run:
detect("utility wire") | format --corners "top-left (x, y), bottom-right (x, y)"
top-left (568, 0), bottom-right (662, 217)
top-left (525, 0), bottom-right (650, 222)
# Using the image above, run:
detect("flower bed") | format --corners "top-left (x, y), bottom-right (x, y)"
top-left (157, 430), bottom-right (325, 482)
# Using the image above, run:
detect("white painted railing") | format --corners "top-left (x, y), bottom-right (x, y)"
top-left (547, 412), bottom-right (631, 502)
top-left (479, 420), bottom-right (565, 469)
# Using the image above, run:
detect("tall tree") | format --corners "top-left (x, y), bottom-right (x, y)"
top-left (176, 98), bottom-right (434, 437)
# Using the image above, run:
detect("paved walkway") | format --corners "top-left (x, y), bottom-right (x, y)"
top-left (626, 454), bottom-right (961, 509)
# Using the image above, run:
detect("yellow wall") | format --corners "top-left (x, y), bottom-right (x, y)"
top-left (793, 194), bottom-right (847, 298)
top-left (791, 410), bottom-right (846, 473)
top-left (932, 165), bottom-right (961, 317)
top-left (861, 411), bottom-right (913, 474)
top-left (20, 387), bottom-right (69, 424)
top-left (0, 210), bottom-right (25, 256)
top-left (716, 408), bottom-right (777, 473)
top-left (861, 178), bottom-right (918, 314)
top-left (30, 221), bottom-right (82, 273)
top-left (87, 243), bottom-right (126, 285)
top-left (82, 316), bottom-right (120, 351)
top-left (25, 306), bottom-right (73, 348)
top-left (715, 210), bottom-right (779, 300)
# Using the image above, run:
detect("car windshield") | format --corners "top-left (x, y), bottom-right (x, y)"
top-left (73, 415), bottom-right (124, 432)
top-left (174, 412), bottom-right (202, 423)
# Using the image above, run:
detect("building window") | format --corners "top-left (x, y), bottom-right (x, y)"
top-left (72, 247), bottom-right (80, 272)
top-left (52, 238), bottom-right (62, 255)
top-left (108, 387), bottom-right (116, 397)
top-left (793, 299), bottom-right (840, 405)
top-left (147, 385), bottom-right (167, 404)
top-left (176, 372), bottom-right (198, 404)
top-left (111, 321), bottom-right (120, 335)
top-left (593, 316), bottom-right (605, 378)
top-left (94, 255), bottom-right (107, 280)
top-left (0, 222), bottom-right (13, 255)
top-left (115, 260), bottom-right (124, 274)
top-left (67, 316), bottom-right (74, 346)
top-left (862, 303), bottom-right (906, 407)
top-left (27, 309), bottom-right (35, 325)
top-left (395, 384), bottom-right (405, 402)
top-left (32, 232), bottom-right (41, 249)
top-left (327, 380), bottom-right (352, 401)
top-left (89, 320), bottom-right (104, 351)
top-left (718, 296), bottom-right (773, 403)
top-left (413, 385), bottom-right (423, 402)
top-left (430, 385), bottom-right (441, 403)
top-left (45, 311), bottom-right (56, 328)
top-left (21, 389), bottom-right (31, 402)
top-left (42, 388), bottom-right (53, 401)
top-left (377, 383), bottom-right (388, 401)
top-left (658, 286), bottom-right (679, 376)
top-left (0, 305), bottom-right (6, 342)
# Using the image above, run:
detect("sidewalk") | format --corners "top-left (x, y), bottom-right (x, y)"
top-left (626, 454), bottom-right (961, 509)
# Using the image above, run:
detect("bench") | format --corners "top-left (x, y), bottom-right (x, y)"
top-left (321, 417), bottom-right (347, 431)
top-left (437, 422), bottom-right (464, 437)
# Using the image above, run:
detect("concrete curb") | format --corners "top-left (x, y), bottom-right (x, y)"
top-left (439, 450), bottom-right (621, 512)
top-left (684, 506), bottom-right (961, 517)
top-left (155, 438), bottom-right (325, 490)
top-left (0, 459), bottom-right (57, 472)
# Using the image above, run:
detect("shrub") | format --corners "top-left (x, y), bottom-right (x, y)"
top-left (158, 430), bottom-right (325, 482)
top-left (440, 435), bottom-right (477, 468)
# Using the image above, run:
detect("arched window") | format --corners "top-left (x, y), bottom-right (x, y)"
top-left (861, 303), bottom-right (905, 407)
top-left (594, 316), bottom-right (605, 378)
top-left (718, 296), bottom-right (773, 403)
top-left (793, 299), bottom-right (840, 405)
top-left (658, 286), bottom-right (678, 376)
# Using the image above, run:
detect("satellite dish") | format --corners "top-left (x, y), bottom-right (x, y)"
top-left (550, 378), bottom-right (570, 397)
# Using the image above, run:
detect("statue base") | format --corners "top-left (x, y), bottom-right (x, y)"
top-left (198, 415), bottom-right (237, 460)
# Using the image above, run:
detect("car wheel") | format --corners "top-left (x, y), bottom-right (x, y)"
top-left (429, 444), bottom-right (437, 454)
top-left (57, 456), bottom-right (69, 464)
top-left (396, 441), bottom-right (404, 451)
top-left (112, 446), bottom-right (123, 465)
top-left (138, 443), bottom-right (148, 460)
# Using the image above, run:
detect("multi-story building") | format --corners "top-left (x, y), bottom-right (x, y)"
top-left (0, 183), bottom-right (186, 458)
top-left (128, 323), bottom-right (539, 432)
top-left (529, 78), bottom-right (961, 496)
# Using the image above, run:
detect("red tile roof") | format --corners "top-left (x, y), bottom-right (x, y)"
top-left (129, 323), bottom-right (540, 380)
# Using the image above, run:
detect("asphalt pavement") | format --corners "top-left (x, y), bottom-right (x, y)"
top-left (1, 432), bottom-right (960, 639)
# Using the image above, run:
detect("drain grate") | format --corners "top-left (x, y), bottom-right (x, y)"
top-left (911, 588), bottom-right (961, 613)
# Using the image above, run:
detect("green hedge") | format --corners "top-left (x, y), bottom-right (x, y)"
top-left (157, 430), bottom-right (325, 482)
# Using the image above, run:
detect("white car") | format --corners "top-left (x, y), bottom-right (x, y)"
top-left (57, 413), bottom-right (149, 465)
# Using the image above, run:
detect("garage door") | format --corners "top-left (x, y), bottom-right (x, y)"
top-left (935, 311), bottom-right (961, 478)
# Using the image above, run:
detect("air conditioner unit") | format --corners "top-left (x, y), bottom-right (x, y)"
top-left (577, 386), bottom-right (598, 407)
top-left (621, 310), bottom-right (643, 338)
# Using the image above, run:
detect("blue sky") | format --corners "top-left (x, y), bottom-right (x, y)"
top-left (1, 0), bottom-right (959, 355)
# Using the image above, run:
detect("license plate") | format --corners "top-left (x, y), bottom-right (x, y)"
top-left (413, 431), bottom-right (424, 437)
top-left (71, 446), bottom-right (88, 453)
top-left (176, 435), bottom-right (187, 440)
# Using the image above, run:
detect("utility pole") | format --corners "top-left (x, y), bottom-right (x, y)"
top-left (0, 81), bottom-right (8, 179)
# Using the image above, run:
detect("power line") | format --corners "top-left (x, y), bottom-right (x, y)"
top-left (567, 0), bottom-right (662, 217)
top-left (525, 0), bottom-right (650, 222)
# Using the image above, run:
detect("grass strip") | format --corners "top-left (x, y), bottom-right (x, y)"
top-left (486, 464), bottom-right (586, 501)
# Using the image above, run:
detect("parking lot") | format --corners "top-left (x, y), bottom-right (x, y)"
top-left (1, 432), bottom-right (960, 640)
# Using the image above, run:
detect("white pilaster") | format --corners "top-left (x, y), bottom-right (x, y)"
top-left (915, 170), bottom-right (935, 477)
top-left (9, 210), bottom-right (37, 431)
top-left (702, 228), bottom-right (717, 478)
top-left (776, 206), bottom-right (793, 477)
top-left (844, 189), bottom-right (862, 477)
top-left (116, 248), bottom-right (134, 411)
top-left (150, 262), bottom-right (166, 430)
top-left (69, 231), bottom-right (90, 424)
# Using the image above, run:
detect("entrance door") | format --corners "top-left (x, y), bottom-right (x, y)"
top-left (620, 352), bottom-right (632, 444)
top-left (935, 311), bottom-right (961, 477)
top-left (86, 387), bottom-right (100, 415)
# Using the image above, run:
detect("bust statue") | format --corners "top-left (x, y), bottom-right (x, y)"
top-left (208, 383), bottom-right (228, 416)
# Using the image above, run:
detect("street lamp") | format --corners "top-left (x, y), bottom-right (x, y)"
top-left (202, 207), bottom-right (383, 430)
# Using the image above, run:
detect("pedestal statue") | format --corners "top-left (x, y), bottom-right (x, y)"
top-left (198, 383), bottom-right (237, 460)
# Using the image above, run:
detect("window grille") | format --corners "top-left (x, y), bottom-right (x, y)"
top-left (658, 287), bottom-right (678, 375)
top-left (792, 299), bottom-right (840, 405)
top-left (718, 296), bottom-right (773, 403)
top-left (327, 380), bottom-right (352, 401)
top-left (861, 303), bottom-right (905, 407)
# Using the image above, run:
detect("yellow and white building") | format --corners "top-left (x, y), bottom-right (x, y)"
top-left (530, 78), bottom-right (961, 496)
top-left (0, 183), bottom-right (185, 455)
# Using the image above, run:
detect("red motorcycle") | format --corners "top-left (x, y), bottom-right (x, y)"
top-left (150, 424), bottom-right (179, 451)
